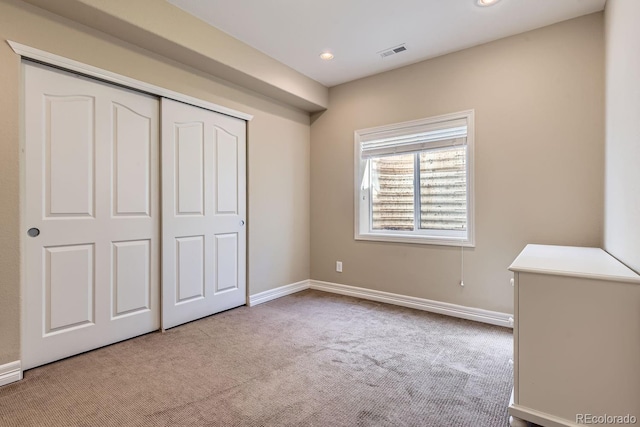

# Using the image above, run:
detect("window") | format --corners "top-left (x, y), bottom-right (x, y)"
top-left (354, 110), bottom-right (474, 246)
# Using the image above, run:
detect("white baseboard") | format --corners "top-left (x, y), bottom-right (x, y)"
top-left (309, 280), bottom-right (513, 328)
top-left (0, 361), bottom-right (22, 387)
top-left (509, 402), bottom-right (579, 427)
top-left (248, 279), bottom-right (513, 328)
top-left (248, 280), bottom-right (311, 306)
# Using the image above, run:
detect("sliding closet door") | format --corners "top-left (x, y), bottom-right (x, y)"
top-left (161, 98), bottom-right (247, 329)
top-left (23, 63), bottom-right (160, 369)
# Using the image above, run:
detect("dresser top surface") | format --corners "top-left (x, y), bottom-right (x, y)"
top-left (509, 244), bottom-right (640, 283)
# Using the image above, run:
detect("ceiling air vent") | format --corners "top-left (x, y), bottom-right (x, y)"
top-left (378, 44), bottom-right (407, 59)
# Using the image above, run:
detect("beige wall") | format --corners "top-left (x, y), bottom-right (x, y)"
top-left (604, 0), bottom-right (640, 273)
top-left (0, 0), bottom-right (310, 365)
top-left (310, 13), bottom-right (604, 314)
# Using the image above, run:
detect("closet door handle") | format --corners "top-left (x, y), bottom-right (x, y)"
top-left (27, 228), bottom-right (40, 237)
top-left (240, 220), bottom-right (245, 226)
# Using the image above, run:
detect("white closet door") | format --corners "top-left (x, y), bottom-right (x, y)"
top-left (161, 98), bottom-right (246, 329)
top-left (23, 63), bottom-right (160, 369)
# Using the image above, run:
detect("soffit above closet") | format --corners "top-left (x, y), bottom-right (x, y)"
top-left (20, 0), bottom-right (329, 112)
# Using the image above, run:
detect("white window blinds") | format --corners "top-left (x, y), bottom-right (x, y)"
top-left (360, 118), bottom-right (467, 159)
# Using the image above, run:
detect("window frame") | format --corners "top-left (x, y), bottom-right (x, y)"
top-left (354, 110), bottom-right (475, 247)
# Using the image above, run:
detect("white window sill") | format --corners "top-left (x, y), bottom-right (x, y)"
top-left (355, 233), bottom-right (475, 247)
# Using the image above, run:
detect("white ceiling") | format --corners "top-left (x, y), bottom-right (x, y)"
top-left (168, 0), bottom-right (605, 87)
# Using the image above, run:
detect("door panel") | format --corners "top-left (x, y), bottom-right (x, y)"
top-left (45, 95), bottom-right (94, 217)
top-left (24, 62), bottom-right (160, 369)
top-left (112, 240), bottom-right (151, 317)
top-left (215, 127), bottom-right (239, 214)
top-left (215, 233), bottom-right (238, 293)
top-left (176, 235), bottom-right (205, 303)
top-left (45, 244), bottom-right (95, 333)
top-left (162, 98), bottom-right (246, 329)
top-left (176, 123), bottom-right (205, 216)
top-left (113, 103), bottom-right (152, 217)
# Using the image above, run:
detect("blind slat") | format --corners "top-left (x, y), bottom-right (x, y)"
top-left (362, 135), bottom-right (466, 158)
top-left (361, 117), bottom-right (468, 158)
top-left (359, 117), bottom-right (468, 143)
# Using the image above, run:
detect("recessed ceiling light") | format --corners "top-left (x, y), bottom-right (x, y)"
top-left (476, 0), bottom-right (501, 6)
top-left (319, 52), bottom-right (334, 60)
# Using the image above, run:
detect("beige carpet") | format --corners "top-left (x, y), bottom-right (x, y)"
top-left (0, 290), bottom-right (513, 426)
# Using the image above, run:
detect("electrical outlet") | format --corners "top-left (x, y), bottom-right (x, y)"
top-left (336, 261), bottom-right (343, 273)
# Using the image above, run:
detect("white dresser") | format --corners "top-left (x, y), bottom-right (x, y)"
top-left (508, 244), bottom-right (640, 427)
